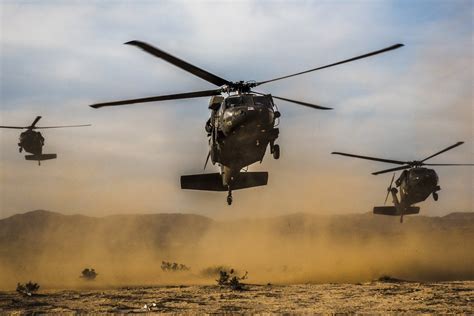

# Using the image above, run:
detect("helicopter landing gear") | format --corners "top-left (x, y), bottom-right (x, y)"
top-left (227, 188), bottom-right (233, 205)
top-left (272, 144), bottom-right (280, 160)
top-left (433, 192), bottom-right (438, 201)
top-left (19, 147), bottom-right (22, 153)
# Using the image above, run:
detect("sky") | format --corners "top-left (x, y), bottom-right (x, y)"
top-left (0, 0), bottom-right (472, 219)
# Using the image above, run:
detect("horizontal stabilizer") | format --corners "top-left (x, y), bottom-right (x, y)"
top-left (25, 154), bottom-right (57, 161)
top-left (373, 206), bottom-right (420, 216)
top-left (181, 172), bottom-right (268, 191)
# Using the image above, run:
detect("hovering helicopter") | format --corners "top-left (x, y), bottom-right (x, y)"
top-left (90, 40), bottom-right (403, 205)
top-left (332, 142), bottom-right (473, 222)
top-left (0, 116), bottom-right (91, 165)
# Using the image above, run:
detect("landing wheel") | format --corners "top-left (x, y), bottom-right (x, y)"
top-left (19, 147), bottom-right (22, 153)
top-left (272, 144), bottom-right (280, 160)
top-left (433, 192), bottom-right (438, 201)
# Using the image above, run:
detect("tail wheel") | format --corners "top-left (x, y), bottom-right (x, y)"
top-left (272, 144), bottom-right (280, 160)
top-left (227, 188), bottom-right (232, 205)
top-left (433, 192), bottom-right (438, 201)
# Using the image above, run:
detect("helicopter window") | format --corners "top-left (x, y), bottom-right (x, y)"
top-left (252, 96), bottom-right (272, 107)
top-left (225, 97), bottom-right (242, 108)
top-left (225, 95), bottom-right (255, 108)
top-left (412, 169), bottom-right (427, 175)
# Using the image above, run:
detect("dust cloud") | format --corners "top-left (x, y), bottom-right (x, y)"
top-left (0, 210), bottom-right (472, 290)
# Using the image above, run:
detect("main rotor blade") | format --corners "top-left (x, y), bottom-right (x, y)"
top-left (256, 44), bottom-right (404, 86)
top-left (0, 126), bottom-right (26, 129)
top-left (126, 41), bottom-right (230, 87)
top-left (372, 165), bottom-right (411, 175)
top-left (30, 116), bottom-right (42, 128)
top-left (90, 89), bottom-right (222, 108)
top-left (331, 152), bottom-right (407, 165)
top-left (34, 124), bottom-right (91, 129)
top-left (252, 91), bottom-right (332, 110)
top-left (420, 141), bottom-right (465, 162)
top-left (423, 163), bottom-right (474, 166)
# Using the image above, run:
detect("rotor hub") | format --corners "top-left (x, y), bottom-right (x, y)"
top-left (223, 81), bottom-right (257, 94)
top-left (411, 161), bottom-right (423, 167)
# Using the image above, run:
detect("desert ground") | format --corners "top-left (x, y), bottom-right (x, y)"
top-left (1, 210), bottom-right (473, 313)
top-left (1, 281), bottom-right (473, 314)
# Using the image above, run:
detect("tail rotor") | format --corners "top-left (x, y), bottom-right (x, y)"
top-left (384, 173), bottom-right (396, 205)
top-left (203, 151), bottom-right (211, 170)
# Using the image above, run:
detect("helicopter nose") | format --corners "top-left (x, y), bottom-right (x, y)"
top-left (222, 105), bottom-right (274, 135)
top-left (222, 108), bottom-right (247, 133)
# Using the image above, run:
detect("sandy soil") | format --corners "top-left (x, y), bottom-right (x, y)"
top-left (1, 281), bottom-right (472, 314)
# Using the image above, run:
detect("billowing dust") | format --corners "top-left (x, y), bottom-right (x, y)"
top-left (0, 211), bottom-right (472, 289)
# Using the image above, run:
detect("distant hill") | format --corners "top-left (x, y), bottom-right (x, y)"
top-left (0, 210), bottom-right (212, 259)
top-left (0, 210), bottom-right (473, 288)
top-left (2, 210), bottom-right (472, 251)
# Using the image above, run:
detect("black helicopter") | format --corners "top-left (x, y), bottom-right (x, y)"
top-left (90, 40), bottom-right (403, 205)
top-left (0, 116), bottom-right (90, 165)
top-left (332, 142), bottom-right (473, 222)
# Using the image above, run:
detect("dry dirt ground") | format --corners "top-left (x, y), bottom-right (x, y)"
top-left (0, 281), bottom-right (472, 314)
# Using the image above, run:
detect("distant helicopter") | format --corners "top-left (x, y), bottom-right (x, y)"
top-left (332, 142), bottom-right (473, 222)
top-left (0, 116), bottom-right (91, 165)
top-left (90, 40), bottom-right (403, 205)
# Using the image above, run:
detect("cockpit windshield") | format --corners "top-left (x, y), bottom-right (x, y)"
top-left (225, 97), bottom-right (243, 108)
top-left (252, 96), bottom-right (272, 107)
top-left (225, 95), bottom-right (272, 108)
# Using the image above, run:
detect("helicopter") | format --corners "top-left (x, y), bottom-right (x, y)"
top-left (90, 40), bottom-right (403, 205)
top-left (332, 141), bottom-right (473, 222)
top-left (0, 116), bottom-right (91, 165)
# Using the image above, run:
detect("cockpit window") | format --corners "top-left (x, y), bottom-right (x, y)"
top-left (225, 95), bottom-right (255, 108)
top-left (252, 96), bottom-right (271, 107)
top-left (412, 168), bottom-right (428, 174)
top-left (225, 97), bottom-right (242, 108)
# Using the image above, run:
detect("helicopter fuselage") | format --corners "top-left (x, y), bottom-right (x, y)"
top-left (207, 93), bottom-right (279, 188)
top-left (18, 129), bottom-right (44, 155)
top-left (396, 167), bottom-right (440, 207)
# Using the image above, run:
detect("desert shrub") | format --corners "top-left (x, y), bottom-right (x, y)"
top-left (216, 269), bottom-right (248, 291)
top-left (16, 281), bottom-right (40, 296)
top-left (161, 261), bottom-right (190, 272)
top-left (377, 275), bottom-right (404, 283)
top-left (81, 268), bottom-right (98, 280)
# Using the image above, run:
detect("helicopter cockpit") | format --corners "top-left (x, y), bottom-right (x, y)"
top-left (223, 94), bottom-right (274, 110)
top-left (410, 168), bottom-right (438, 185)
top-left (396, 168), bottom-right (438, 188)
top-left (224, 95), bottom-right (252, 108)
top-left (20, 129), bottom-right (44, 145)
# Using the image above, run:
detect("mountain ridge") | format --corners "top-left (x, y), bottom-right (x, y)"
top-left (2, 208), bottom-right (472, 222)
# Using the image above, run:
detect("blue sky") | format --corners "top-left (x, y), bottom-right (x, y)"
top-left (0, 0), bottom-right (472, 219)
